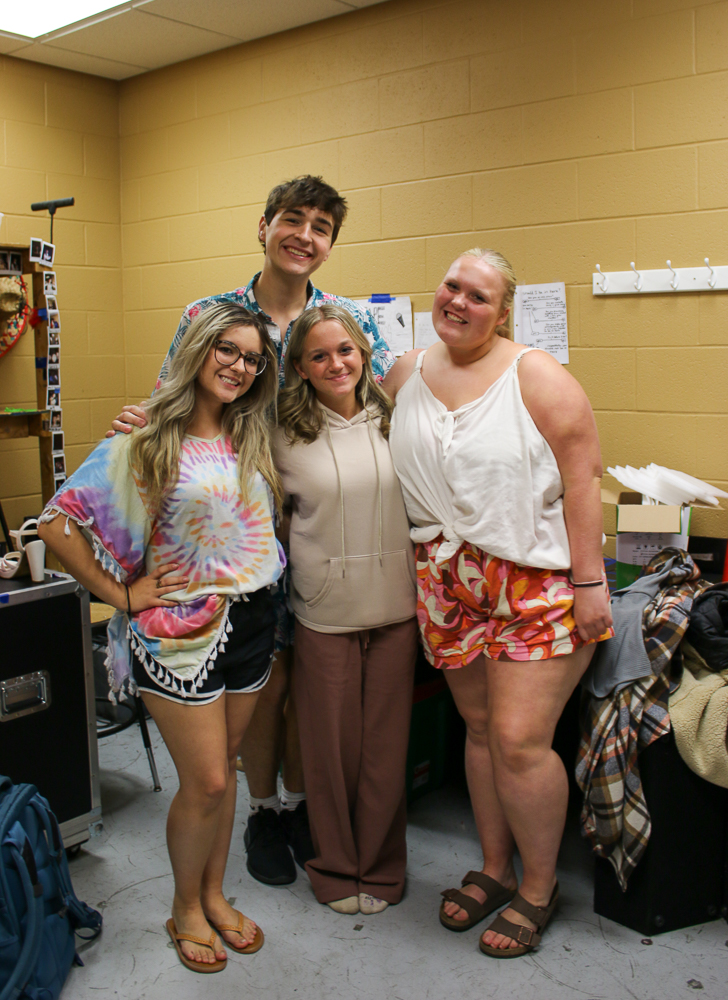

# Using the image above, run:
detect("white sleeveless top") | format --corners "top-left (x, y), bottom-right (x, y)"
top-left (389, 348), bottom-right (571, 569)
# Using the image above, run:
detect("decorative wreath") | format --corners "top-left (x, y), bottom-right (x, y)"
top-left (0, 276), bottom-right (30, 360)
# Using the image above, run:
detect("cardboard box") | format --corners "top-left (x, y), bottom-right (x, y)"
top-left (602, 489), bottom-right (691, 589)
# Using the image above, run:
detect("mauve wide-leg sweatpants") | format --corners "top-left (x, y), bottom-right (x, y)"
top-left (293, 617), bottom-right (417, 904)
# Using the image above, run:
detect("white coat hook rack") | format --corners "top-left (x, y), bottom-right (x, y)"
top-left (593, 258), bottom-right (728, 295)
top-left (705, 258), bottom-right (716, 288)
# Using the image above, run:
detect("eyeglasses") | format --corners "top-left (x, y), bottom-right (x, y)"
top-left (214, 340), bottom-right (268, 376)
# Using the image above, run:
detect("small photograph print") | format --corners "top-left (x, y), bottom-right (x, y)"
top-left (48, 329), bottom-right (60, 347)
top-left (47, 387), bottom-right (60, 408)
top-left (30, 238), bottom-right (43, 263)
top-left (48, 315), bottom-right (60, 333)
top-left (54, 474), bottom-right (66, 493)
top-left (43, 272), bottom-right (57, 296)
top-left (50, 409), bottom-right (62, 430)
top-left (48, 347), bottom-right (59, 366)
top-left (41, 242), bottom-right (55, 266)
top-left (0, 252), bottom-right (22, 274)
top-left (47, 365), bottom-right (60, 387)
top-left (52, 431), bottom-right (64, 454)
top-left (45, 295), bottom-right (58, 313)
top-left (53, 455), bottom-right (66, 476)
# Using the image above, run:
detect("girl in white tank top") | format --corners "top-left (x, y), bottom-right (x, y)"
top-left (390, 347), bottom-right (571, 570)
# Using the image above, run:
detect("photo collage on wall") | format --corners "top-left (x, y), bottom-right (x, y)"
top-left (43, 268), bottom-right (65, 492)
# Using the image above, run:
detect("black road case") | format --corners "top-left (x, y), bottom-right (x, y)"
top-left (0, 572), bottom-right (102, 846)
top-left (594, 730), bottom-right (727, 934)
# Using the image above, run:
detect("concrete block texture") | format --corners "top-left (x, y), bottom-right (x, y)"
top-left (382, 176), bottom-right (472, 238)
top-left (575, 9), bottom-right (694, 93)
top-left (635, 72), bottom-right (728, 148)
top-left (578, 147), bottom-right (698, 220)
top-left (636, 346), bottom-right (728, 413)
top-left (696, 1), bottom-right (728, 74)
top-left (523, 89), bottom-right (634, 163)
top-left (470, 40), bottom-right (575, 112)
top-left (577, 286), bottom-right (700, 348)
top-left (6, 120), bottom-right (85, 176)
top-left (380, 62), bottom-right (469, 130)
top-left (424, 108), bottom-right (522, 177)
top-left (698, 141), bottom-right (728, 209)
top-left (474, 161), bottom-right (578, 229)
top-left (522, 0), bottom-right (632, 43)
top-left (422, 0), bottom-right (521, 62)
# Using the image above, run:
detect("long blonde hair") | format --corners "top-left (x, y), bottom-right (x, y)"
top-left (278, 304), bottom-right (393, 444)
top-left (457, 248), bottom-right (517, 339)
top-left (130, 302), bottom-right (283, 513)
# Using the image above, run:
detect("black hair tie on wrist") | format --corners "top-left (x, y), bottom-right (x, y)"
top-left (570, 579), bottom-right (604, 588)
top-left (125, 584), bottom-right (131, 614)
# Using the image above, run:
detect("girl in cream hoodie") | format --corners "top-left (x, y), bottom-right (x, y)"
top-left (273, 304), bottom-right (417, 915)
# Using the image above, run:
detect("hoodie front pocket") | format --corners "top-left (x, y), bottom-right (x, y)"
top-left (301, 549), bottom-right (416, 628)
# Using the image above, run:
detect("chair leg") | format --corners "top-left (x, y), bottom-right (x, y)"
top-left (134, 695), bottom-right (162, 792)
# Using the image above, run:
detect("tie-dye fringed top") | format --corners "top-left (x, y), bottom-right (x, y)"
top-left (40, 432), bottom-right (285, 700)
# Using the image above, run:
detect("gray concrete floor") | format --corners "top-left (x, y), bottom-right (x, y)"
top-left (63, 722), bottom-right (727, 1000)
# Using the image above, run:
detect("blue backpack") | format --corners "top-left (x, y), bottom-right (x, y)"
top-left (0, 776), bottom-right (102, 1000)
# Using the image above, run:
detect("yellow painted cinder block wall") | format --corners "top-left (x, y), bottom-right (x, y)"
top-left (2, 0), bottom-right (727, 538)
top-left (0, 56), bottom-right (122, 526)
top-left (116, 0), bottom-right (728, 535)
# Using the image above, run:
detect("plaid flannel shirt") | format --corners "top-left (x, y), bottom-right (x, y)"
top-left (576, 549), bottom-right (707, 889)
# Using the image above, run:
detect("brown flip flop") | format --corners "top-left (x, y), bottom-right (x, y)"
top-left (479, 881), bottom-right (559, 958)
top-left (165, 918), bottom-right (227, 973)
top-left (208, 910), bottom-right (265, 954)
top-left (439, 871), bottom-right (516, 931)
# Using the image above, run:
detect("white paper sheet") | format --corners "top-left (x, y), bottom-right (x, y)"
top-left (414, 312), bottom-right (438, 349)
top-left (356, 297), bottom-right (414, 356)
top-left (513, 282), bottom-right (569, 364)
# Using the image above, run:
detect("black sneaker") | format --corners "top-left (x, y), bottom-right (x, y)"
top-left (243, 807), bottom-right (296, 885)
top-left (280, 800), bottom-right (316, 869)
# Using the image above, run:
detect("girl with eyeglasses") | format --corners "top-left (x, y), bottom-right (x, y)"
top-left (38, 303), bottom-right (284, 975)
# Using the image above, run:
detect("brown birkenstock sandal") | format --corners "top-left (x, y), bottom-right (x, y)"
top-left (439, 871), bottom-right (516, 931)
top-left (479, 881), bottom-right (559, 958)
top-left (208, 910), bottom-right (264, 954)
top-left (166, 918), bottom-right (227, 973)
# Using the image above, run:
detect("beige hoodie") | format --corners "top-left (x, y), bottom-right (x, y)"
top-left (272, 404), bottom-right (416, 633)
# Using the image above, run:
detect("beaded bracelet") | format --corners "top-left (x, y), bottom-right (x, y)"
top-left (570, 579), bottom-right (604, 588)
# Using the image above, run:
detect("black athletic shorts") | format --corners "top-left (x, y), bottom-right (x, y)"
top-left (132, 587), bottom-right (276, 705)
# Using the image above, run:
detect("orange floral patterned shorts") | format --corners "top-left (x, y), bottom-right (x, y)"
top-left (416, 537), bottom-right (613, 668)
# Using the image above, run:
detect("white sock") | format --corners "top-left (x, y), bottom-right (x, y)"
top-left (280, 787), bottom-right (306, 811)
top-left (359, 893), bottom-right (389, 914)
top-left (327, 896), bottom-right (359, 914)
top-left (249, 794), bottom-right (280, 815)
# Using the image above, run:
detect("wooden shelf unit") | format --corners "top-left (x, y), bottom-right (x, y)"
top-left (0, 242), bottom-right (55, 506)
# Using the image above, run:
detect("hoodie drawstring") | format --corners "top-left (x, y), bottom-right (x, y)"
top-left (323, 409), bottom-right (347, 579)
top-left (322, 406), bottom-right (384, 579)
top-left (366, 411), bottom-right (383, 567)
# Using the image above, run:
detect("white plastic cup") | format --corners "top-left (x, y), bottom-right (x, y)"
top-left (25, 539), bottom-right (46, 582)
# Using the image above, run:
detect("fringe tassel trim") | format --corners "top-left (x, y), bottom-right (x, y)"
top-left (125, 596), bottom-right (236, 699)
top-left (39, 508), bottom-right (124, 583)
